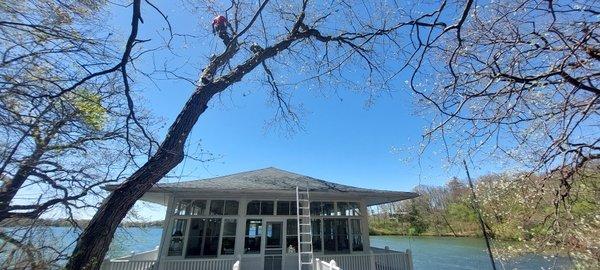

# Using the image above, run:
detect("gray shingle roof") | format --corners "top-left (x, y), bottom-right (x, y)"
top-left (104, 167), bottom-right (418, 206)
top-left (157, 167), bottom-right (382, 191)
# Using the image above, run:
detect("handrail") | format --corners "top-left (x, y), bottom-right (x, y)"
top-left (314, 258), bottom-right (341, 270)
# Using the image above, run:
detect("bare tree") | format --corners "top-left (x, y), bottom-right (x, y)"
top-left (0, 0), bottom-right (153, 267)
top-left (63, 0), bottom-right (465, 268)
top-left (408, 0), bottom-right (598, 197)
top-left (397, 0), bottom-right (599, 264)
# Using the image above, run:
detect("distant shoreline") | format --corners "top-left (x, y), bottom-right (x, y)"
top-left (1, 218), bottom-right (164, 228)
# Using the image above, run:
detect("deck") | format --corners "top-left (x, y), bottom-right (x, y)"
top-left (100, 247), bottom-right (413, 270)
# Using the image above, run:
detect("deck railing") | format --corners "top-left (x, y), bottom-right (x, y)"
top-left (100, 258), bottom-right (239, 270)
top-left (100, 248), bottom-right (412, 270)
top-left (100, 260), bottom-right (156, 270)
top-left (314, 258), bottom-right (342, 270)
top-left (317, 249), bottom-right (413, 270)
top-left (158, 258), bottom-right (239, 270)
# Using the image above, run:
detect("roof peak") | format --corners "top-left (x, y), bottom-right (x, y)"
top-left (198, 166), bottom-right (310, 181)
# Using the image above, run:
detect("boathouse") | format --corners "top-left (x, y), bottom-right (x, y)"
top-left (101, 167), bottom-right (417, 270)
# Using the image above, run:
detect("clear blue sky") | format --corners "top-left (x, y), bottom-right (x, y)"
top-left (101, 1), bottom-right (500, 221)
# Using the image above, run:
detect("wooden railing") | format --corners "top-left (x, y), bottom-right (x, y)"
top-left (317, 249), bottom-right (413, 270)
top-left (100, 248), bottom-right (412, 270)
top-left (112, 248), bottom-right (159, 261)
top-left (100, 260), bottom-right (156, 270)
top-left (100, 258), bottom-right (239, 270)
top-left (159, 258), bottom-right (239, 270)
top-left (314, 258), bottom-right (342, 270)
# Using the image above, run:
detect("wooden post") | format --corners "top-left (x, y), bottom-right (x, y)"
top-left (156, 195), bottom-right (175, 270)
top-left (369, 248), bottom-right (376, 270)
top-left (232, 260), bottom-right (240, 270)
top-left (406, 249), bottom-right (413, 270)
top-left (329, 260), bottom-right (337, 270)
top-left (315, 258), bottom-right (321, 270)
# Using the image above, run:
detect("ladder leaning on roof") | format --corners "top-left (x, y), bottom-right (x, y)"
top-left (296, 185), bottom-right (313, 270)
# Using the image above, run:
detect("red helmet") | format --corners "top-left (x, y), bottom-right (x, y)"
top-left (212, 15), bottom-right (227, 26)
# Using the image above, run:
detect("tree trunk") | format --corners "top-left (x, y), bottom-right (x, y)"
top-left (66, 84), bottom-right (221, 270)
top-left (66, 17), bottom-right (299, 268)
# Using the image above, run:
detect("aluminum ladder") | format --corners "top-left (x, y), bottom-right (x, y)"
top-left (296, 186), bottom-right (313, 270)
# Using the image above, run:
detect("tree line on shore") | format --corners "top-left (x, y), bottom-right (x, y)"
top-left (0, 218), bottom-right (163, 228)
top-left (369, 167), bottom-right (599, 268)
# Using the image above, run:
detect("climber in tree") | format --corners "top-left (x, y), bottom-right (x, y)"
top-left (212, 15), bottom-right (231, 45)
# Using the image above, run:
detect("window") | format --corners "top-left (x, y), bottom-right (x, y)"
top-left (322, 202), bottom-right (335, 216)
top-left (335, 202), bottom-right (360, 216)
top-left (350, 219), bottom-right (363, 251)
top-left (210, 200), bottom-right (225, 215)
top-left (208, 200), bottom-right (239, 215)
top-left (224, 200), bottom-right (240, 215)
top-left (174, 200), bottom-right (191, 215)
top-left (247, 201), bottom-right (260, 215)
top-left (310, 202), bottom-right (322, 216)
top-left (337, 202), bottom-right (349, 216)
top-left (285, 219), bottom-right (298, 253)
top-left (312, 219), bottom-right (322, 252)
top-left (324, 219), bottom-right (349, 253)
top-left (276, 201), bottom-right (297, 215)
top-left (167, 219), bottom-right (187, 256)
top-left (310, 202), bottom-right (335, 216)
top-left (186, 218), bottom-right (221, 257)
top-left (221, 219), bottom-right (237, 255)
top-left (349, 202), bottom-right (361, 216)
top-left (246, 201), bottom-right (274, 215)
top-left (266, 222), bottom-right (283, 248)
top-left (244, 219), bottom-right (262, 254)
top-left (261, 201), bottom-right (274, 215)
top-left (190, 200), bottom-right (207, 215)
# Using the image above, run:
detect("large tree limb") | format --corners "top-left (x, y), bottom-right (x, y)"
top-left (66, 12), bottom-right (308, 270)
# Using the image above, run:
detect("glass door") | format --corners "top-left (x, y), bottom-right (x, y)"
top-left (264, 221), bottom-right (283, 270)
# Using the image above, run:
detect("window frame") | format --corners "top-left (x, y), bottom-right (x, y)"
top-left (167, 198), bottom-right (241, 258)
top-left (307, 202), bottom-right (365, 254)
top-left (220, 218), bottom-right (237, 255)
top-left (185, 218), bottom-right (222, 258)
top-left (166, 199), bottom-right (366, 258)
top-left (285, 219), bottom-right (298, 254)
top-left (246, 200), bottom-right (276, 215)
top-left (167, 218), bottom-right (188, 256)
top-left (243, 219), bottom-right (263, 254)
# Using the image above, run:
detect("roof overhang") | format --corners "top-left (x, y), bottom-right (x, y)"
top-left (103, 185), bottom-right (418, 206)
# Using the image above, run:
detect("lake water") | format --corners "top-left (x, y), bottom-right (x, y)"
top-left (22, 227), bottom-right (573, 269)
top-left (370, 236), bottom-right (571, 270)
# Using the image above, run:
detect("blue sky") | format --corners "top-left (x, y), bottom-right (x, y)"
top-left (102, 1), bottom-right (499, 221)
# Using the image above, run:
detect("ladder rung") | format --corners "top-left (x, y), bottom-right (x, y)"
top-left (300, 232), bottom-right (312, 234)
top-left (300, 251), bottom-right (313, 254)
top-left (300, 241), bottom-right (312, 244)
top-left (300, 223), bottom-right (311, 226)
